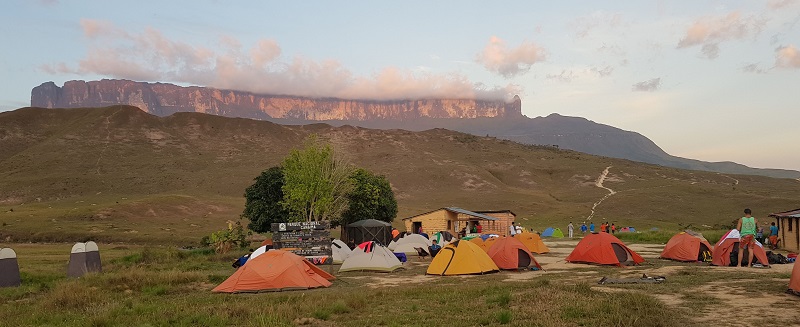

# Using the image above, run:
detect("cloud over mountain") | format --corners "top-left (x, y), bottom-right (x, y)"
top-left (39, 20), bottom-right (518, 101)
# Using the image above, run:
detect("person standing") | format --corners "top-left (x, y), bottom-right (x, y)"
top-left (737, 208), bottom-right (758, 267)
top-left (476, 222), bottom-right (483, 234)
top-left (769, 222), bottom-right (779, 250)
top-left (568, 222), bottom-right (574, 238)
top-left (611, 223), bottom-right (616, 234)
top-left (580, 223), bottom-right (587, 234)
top-left (509, 222), bottom-right (518, 236)
top-left (589, 222), bottom-right (595, 233)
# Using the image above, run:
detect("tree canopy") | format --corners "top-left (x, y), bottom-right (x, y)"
top-left (339, 168), bottom-right (397, 227)
top-left (242, 166), bottom-right (288, 233)
top-left (243, 136), bottom-right (398, 232)
top-left (281, 136), bottom-right (354, 222)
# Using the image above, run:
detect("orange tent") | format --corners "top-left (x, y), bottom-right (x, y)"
top-left (213, 250), bottom-right (335, 293)
top-left (661, 231), bottom-right (713, 262)
top-left (469, 237), bottom-right (488, 251)
top-left (513, 233), bottom-right (550, 254)
top-left (789, 258), bottom-right (800, 296)
top-left (566, 232), bottom-right (645, 266)
top-left (487, 237), bottom-right (541, 270)
top-left (260, 239), bottom-right (273, 247)
top-left (711, 229), bottom-right (769, 267)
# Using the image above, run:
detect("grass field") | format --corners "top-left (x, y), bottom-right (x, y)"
top-left (1, 240), bottom-right (798, 327)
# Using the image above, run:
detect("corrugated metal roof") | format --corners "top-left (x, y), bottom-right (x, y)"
top-left (444, 207), bottom-right (498, 221)
top-left (769, 208), bottom-right (800, 218)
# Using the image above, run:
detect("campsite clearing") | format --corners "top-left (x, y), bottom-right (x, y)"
top-left (1, 239), bottom-right (797, 326)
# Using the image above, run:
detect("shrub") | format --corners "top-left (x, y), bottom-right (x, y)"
top-left (207, 220), bottom-right (250, 254)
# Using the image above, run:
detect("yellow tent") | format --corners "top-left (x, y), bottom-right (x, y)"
top-left (426, 240), bottom-right (499, 276)
top-left (513, 233), bottom-right (550, 254)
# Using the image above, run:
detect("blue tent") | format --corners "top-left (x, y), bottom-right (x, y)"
top-left (479, 234), bottom-right (492, 241)
top-left (541, 227), bottom-right (555, 237)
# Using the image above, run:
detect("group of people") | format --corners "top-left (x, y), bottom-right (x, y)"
top-left (459, 222), bottom-right (483, 238)
top-left (576, 221), bottom-right (615, 234)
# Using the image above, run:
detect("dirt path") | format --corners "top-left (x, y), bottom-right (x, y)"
top-left (95, 109), bottom-right (120, 175)
top-left (719, 173), bottom-right (740, 186)
top-left (586, 166), bottom-right (616, 221)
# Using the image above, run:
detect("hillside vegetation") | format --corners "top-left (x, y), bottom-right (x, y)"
top-left (1, 106), bottom-right (799, 245)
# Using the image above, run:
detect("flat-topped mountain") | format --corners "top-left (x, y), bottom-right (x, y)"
top-left (31, 79), bottom-right (522, 120)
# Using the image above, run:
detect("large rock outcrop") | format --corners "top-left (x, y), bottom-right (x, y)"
top-left (31, 80), bottom-right (522, 120)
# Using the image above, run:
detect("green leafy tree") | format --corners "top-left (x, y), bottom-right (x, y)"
top-left (282, 136), bottom-right (354, 222)
top-left (339, 168), bottom-right (397, 227)
top-left (242, 166), bottom-right (288, 233)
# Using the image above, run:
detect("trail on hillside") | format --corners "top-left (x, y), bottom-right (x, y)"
top-left (95, 110), bottom-right (120, 175)
top-left (586, 166), bottom-right (616, 222)
top-left (719, 173), bottom-right (739, 186)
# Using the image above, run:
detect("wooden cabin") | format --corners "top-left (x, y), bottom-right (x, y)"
top-left (402, 207), bottom-right (516, 236)
top-left (769, 208), bottom-right (800, 252)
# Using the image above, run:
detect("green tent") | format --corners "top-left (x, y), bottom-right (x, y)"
top-left (552, 228), bottom-right (564, 238)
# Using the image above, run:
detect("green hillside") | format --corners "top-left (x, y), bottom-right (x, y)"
top-left (1, 106), bottom-right (798, 244)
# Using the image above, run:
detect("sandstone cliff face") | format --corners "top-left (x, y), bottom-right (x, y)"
top-left (31, 80), bottom-right (522, 120)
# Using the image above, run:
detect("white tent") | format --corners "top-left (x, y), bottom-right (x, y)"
top-left (388, 234), bottom-right (432, 254)
top-left (339, 244), bottom-right (403, 272)
top-left (248, 245), bottom-right (270, 262)
top-left (0, 248), bottom-right (21, 287)
top-left (332, 239), bottom-right (352, 264)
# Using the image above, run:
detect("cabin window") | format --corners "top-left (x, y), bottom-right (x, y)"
top-left (447, 220), bottom-right (452, 231)
top-left (789, 218), bottom-right (793, 232)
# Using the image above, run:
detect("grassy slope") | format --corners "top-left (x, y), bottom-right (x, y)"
top-left (1, 106), bottom-right (799, 245)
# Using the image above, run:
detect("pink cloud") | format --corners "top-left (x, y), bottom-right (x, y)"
top-left (677, 12), bottom-right (767, 59)
top-left (776, 45), bottom-right (800, 69)
top-left (767, 0), bottom-right (799, 10)
top-left (42, 21), bottom-right (515, 101)
top-left (476, 36), bottom-right (546, 78)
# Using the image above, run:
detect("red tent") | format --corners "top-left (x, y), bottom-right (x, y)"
top-left (711, 229), bottom-right (769, 267)
top-left (213, 250), bottom-right (334, 293)
top-left (661, 231), bottom-right (713, 262)
top-left (789, 259), bottom-right (800, 296)
top-left (486, 237), bottom-right (541, 270)
top-left (566, 232), bottom-right (645, 266)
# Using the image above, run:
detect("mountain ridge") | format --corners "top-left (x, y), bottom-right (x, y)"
top-left (2, 105), bottom-right (799, 243)
top-left (29, 80), bottom-right (800, 179)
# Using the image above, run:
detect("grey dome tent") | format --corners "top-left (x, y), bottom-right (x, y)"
top-left (344, 219), bottom-right (392, 246)
top-left (0, 248), bottom-right (21, 287)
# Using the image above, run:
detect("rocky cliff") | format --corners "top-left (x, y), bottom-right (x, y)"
top-left (31, 80), bottom-right (522, 120)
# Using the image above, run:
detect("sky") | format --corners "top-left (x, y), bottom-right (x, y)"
top-left (1, 1), bottom-right (799, 171)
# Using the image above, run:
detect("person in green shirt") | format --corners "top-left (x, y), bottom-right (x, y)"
top-left (737, 208), bottom-right (758, 268)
